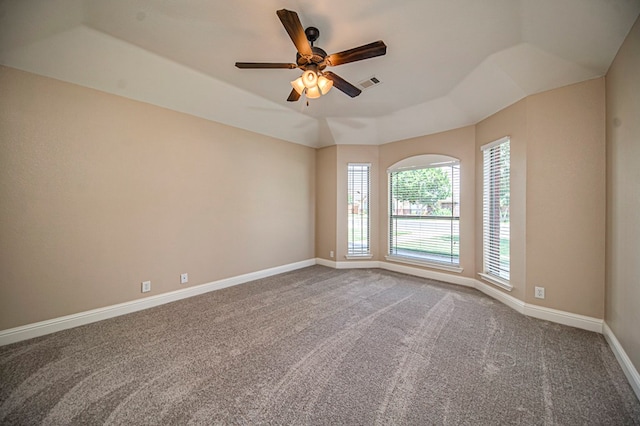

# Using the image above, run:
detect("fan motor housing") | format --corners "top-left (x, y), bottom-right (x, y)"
top-left (297, 46), bottom-right (328, 70)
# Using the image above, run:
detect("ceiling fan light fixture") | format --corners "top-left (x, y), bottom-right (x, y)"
top-left (291, 76), bottom-right (305, 95)
top-left (317, 75), bottom-right (333, 95)
top-left (302, 69), bottom-right (318, 89)
top-left (305, 85), bottom-right (321, 99)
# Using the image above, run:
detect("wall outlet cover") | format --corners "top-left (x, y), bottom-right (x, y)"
top-left (180, 273), bottom-right (188, 284)
top-left (142, 281), bottom-right (151, 293)
top-left (534, 286), bottom-right (545, 299)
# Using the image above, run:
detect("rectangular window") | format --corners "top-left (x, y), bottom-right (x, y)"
top-left (482, 137), bottom-right (510, 284)
top-left (388, 159), bottom-right (460, 268)
top-left (348, 163), bottom-right (370, 256)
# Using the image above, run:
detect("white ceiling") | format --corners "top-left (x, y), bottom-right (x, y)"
top-left (1, 0), bottom-right (639, 147)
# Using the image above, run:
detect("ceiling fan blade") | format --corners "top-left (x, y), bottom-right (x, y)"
top-left (327, 41), bottom-right (387, 67)
top-left (287, 88), bottom-right (301, 102)
top-left (235, 62), bottom-right (297, 69)
top-left (323, 71), bottom-right (362, 98)
top-left (276, 9), bottom-right (312, 57)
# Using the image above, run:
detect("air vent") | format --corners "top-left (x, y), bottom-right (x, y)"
top-left (358, 76), bottom-right (381, 90)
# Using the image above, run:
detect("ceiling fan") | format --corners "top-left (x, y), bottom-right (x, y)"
top-left (235, 9), bottom-right (387, 102)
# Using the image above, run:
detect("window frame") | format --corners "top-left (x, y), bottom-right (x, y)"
top-left (347, 163), bottom-right (372, 259)
top-left (479, 136), bottom-right (512, 290)
top-left (385, 155), bottom-right (462, 273)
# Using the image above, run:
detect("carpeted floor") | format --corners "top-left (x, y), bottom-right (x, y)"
top-left (1, 266), bottom-right (639, 425)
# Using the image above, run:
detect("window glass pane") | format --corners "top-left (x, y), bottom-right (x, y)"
top-left (389, 161), bottom-right (460, 266)
top-left (348, 164), bottom-right (370, 255)
top-left (483, 139), bottom-right (510, 280)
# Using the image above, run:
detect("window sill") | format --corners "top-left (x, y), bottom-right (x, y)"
top-left (345, 254), bottom-right (373, 260)
top-left (478, 273), bottom-right (513, 291)
top-left (385, 255), bottom-right (463, 273)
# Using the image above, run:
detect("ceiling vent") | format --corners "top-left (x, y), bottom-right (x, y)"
top-left (358, 76), bottom-right (381, 90)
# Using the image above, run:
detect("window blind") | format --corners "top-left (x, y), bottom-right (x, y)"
top-left (348, 163), bottom-right (370, 256)
top-left (482, 137), bottom-right (510, 281)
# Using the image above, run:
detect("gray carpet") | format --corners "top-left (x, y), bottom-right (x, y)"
top-left (1, 266), bottom-right (638, 425)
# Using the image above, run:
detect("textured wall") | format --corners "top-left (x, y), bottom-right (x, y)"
top-left (315, 146), bottom-right (337, 261)
top-left (0, 66), bottom-right (316, 330)
top-left (605, 17), bottom-right (640, 373)
top-left (526, 78), bottom-right (606, 317)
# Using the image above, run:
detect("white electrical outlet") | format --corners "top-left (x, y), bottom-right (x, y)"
top-left (330, 251), bottom-right (334, 258)
top-left (141, 281), bottom-right (151, 293)
top-left (534, 286), bottom-right (545, 299)
top-left (180, 273), bottom-right (188, 284)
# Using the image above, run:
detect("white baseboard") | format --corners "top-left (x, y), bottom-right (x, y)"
top-left (0, 259), bottom-right (316, 346)
top-left (323, 259), bottom-right (603, 333)
top-left (523, 304), bottom-right (603, 333)
top-left (315, 258), bottom-right (337, 268)
top-left (603, 323), bottom-right (640, 401)
top-left (380, 261), bottom-right (476, 288)
top-left (317, 258), bottom-right (379, 269)
top-left (474, 279), bottom-right (526, 313)
top-left (473, 280), bottom-right (603, 333)
top-left (336, 260), bottom-right (379, 269)
top-left (380, 263), bottom-right (602, 333)
top-left (317, 258), bottom-right (476, 288)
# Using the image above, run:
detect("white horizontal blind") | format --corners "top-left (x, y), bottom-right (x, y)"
top-left (348, 163), bottom-right (370, 256)
top-left (482, 138), bottom-right (510, 281)
top-left (389, 161), bottom-right (460, 266)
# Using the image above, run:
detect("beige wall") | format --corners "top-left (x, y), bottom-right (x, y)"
top-left (315, 145), bottom-right (337, 261)
top-left (606, 17), bottom-right (640, 372)
top-left (336, 145), bottom-right (380, 261)
top-left (526, 78), bottom-right (606, 317)
top-left (379, 126), bottom-right (477, 278)
top-left (476, 99), bottom-right (528, 301)
top-left (0, 66), bottom-right (316, 330)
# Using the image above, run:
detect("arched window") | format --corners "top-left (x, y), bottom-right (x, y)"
top-left (387, 155), bottom-right (460, 269)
